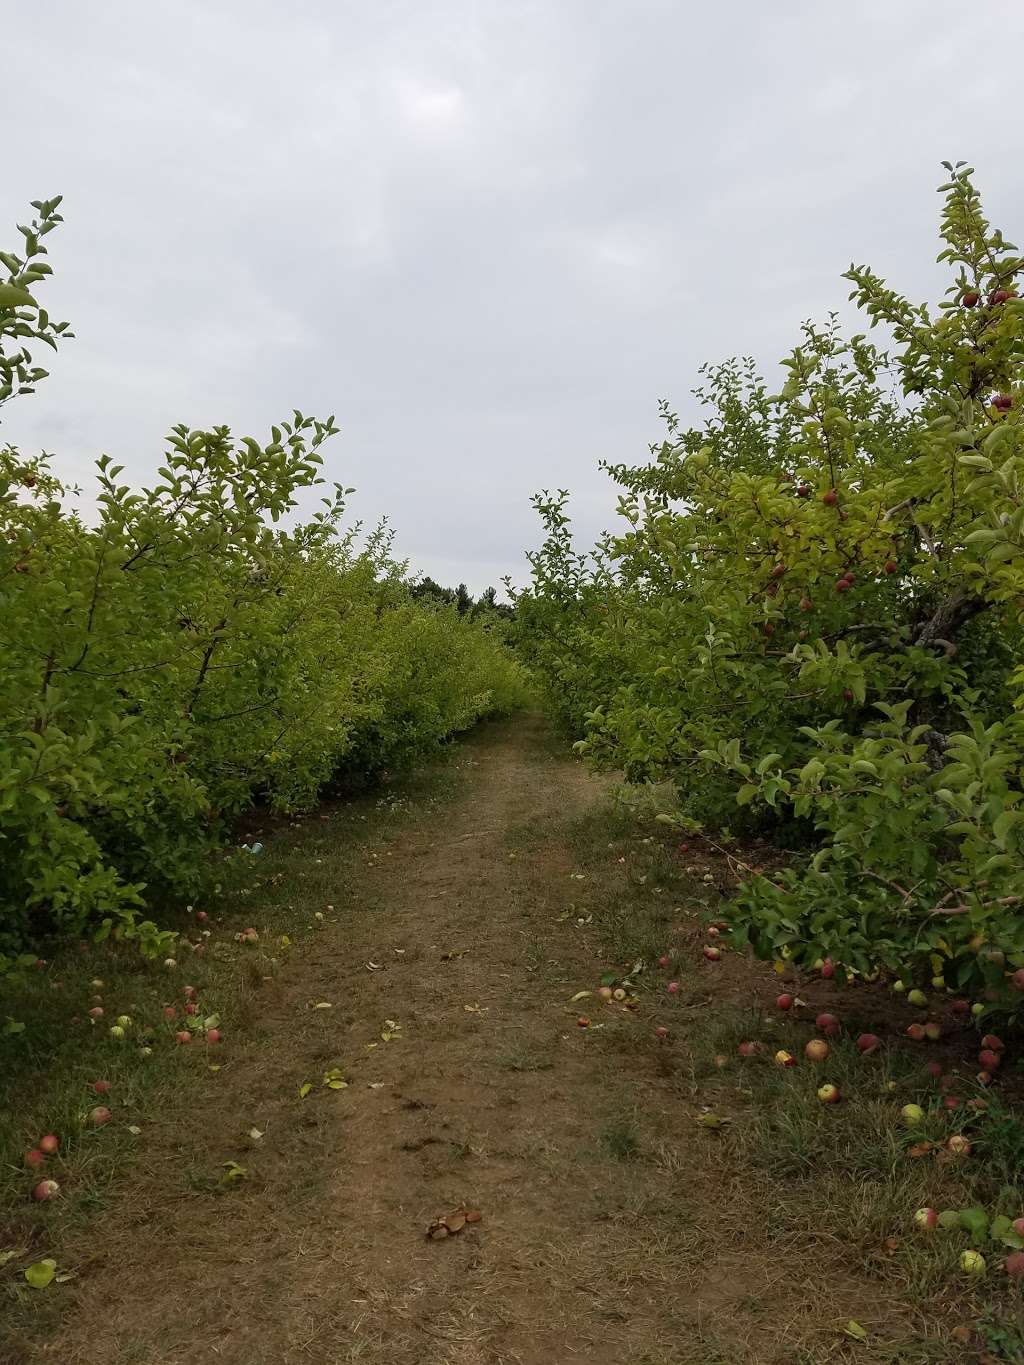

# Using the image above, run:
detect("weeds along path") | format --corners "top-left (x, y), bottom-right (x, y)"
top-left (31, 714), bottom-right (965, 1365)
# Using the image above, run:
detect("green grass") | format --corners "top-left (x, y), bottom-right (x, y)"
top-left (601, 1120), bottom-right (642, 1161)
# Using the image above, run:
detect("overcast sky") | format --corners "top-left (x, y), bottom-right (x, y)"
top-left (5, 1), bottom-right (1024, 594)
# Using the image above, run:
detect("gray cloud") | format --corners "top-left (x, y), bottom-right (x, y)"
top-left (5, 0), bottom-right (1024, 593)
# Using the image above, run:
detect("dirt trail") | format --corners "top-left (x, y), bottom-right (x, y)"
top-left (40, 713), bottom-right (734, 1365)
top-left (24, 712), bottom-right (1015, 1365)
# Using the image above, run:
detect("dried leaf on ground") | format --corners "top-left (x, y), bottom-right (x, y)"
top-left (425, 1205), bottom-right (484, 1240)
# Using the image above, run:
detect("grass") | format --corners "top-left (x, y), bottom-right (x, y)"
top-left (0, 752), bottom-right (462, 1326)
top-left (509, 784), bottom-right (1024, 1360)
top-left (601, 1120), bottom-right (641, 1160)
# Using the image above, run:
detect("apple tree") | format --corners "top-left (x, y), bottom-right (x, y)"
top-left (516, 164), bottom-right (1024, 1003)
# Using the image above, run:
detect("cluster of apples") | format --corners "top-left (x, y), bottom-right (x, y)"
top-left (78, 979), bottom-right (141, 1044)
top-left (164, 984), bottom-right (222, 1045)
top-left (578, 980), bottom-right (639, 1029)
top-left (26, 1081), bottom-right (117, 1202)
top-left (913, 1206), bottom-right (1024, 1280)
top-left (899, 1106), bottom-right (974, 1156)
top-left (25, 1131), bottom-right (61, 1201)
top-left (738, 1010), bottom-right (845, 1101)
top-left (701, 922), bottom-right (729, 964)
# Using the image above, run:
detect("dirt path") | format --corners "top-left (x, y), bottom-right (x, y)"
top-left (18, 712), bottom-right (1019, 1365)
top-left (40, 713), bottom-right (724, 1365)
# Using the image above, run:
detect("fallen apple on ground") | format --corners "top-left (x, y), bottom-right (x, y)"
top-left (946, 1134), bottom-right (972, 1157)
top-left (776, 993), bottom-right (794, 1011)
top-left (815, 1013), bottom-right (840, 1037)
top-left (25, 1150), bottom-right (46, 1169)
top-left (914, 1208), bottom-right (938, 1231)
top-left (856, 1033), bottom-right (881, 1054)
top-left (38, 1134), bottom-right (59, 1155)
top-left (816, 1083), bottom-right (840, 1103)
top-left (804, 1039), bottom-right (829, 1062)
top-left (960, 1249), bottom-right (986, 1276)
top-left (901, 1104), bottom-right (925, 1127)
top-left (90, 1107), bottom-right (112, 1126)
top-left (32, 1180), bottom-right (59, 1201)
top-left (774, 1050), bottom-right (796, 1068)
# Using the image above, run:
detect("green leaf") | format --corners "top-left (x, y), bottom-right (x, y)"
top-left (0, 283), bottom-right (36, 308)
top-left (958, 1207), bottom-right (989, 1243)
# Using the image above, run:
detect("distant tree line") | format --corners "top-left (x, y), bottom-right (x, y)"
top-left (409, 578), bottom-right (514, 620)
